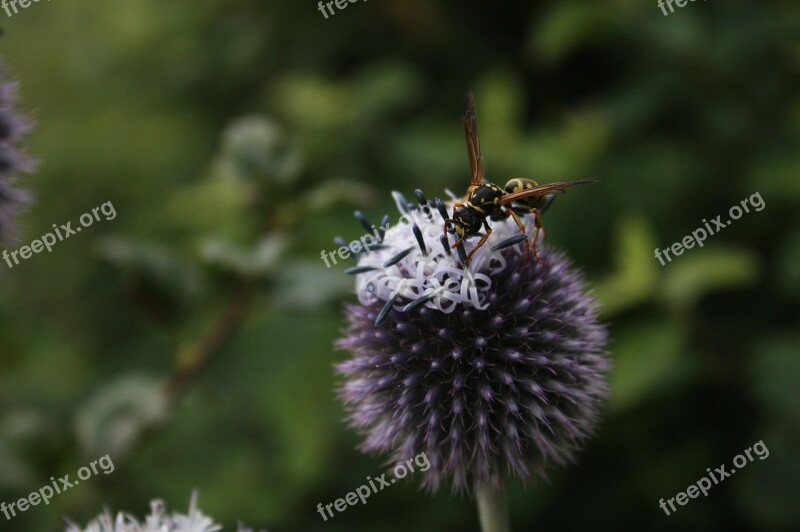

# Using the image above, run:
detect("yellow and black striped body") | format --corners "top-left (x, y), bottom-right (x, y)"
top-left (466, 182), bottom-right (505, 217)
top-left (451, 182), bottom-right (505, 237)
top-left (503, 178), bottom-right (547, 209)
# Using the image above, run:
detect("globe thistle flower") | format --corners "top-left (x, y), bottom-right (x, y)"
top-left (335, 191), bottom-right (610, 495)
top-left (0, 58), bottom-right (35, 244)
top-left (64, 491), bottom-right (261, 532)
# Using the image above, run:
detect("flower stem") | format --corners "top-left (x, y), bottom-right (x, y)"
top-left (476, 484), bottom-right (510, 532)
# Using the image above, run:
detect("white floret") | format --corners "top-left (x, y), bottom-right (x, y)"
top-left (355, 197), bottom-right (537, 313)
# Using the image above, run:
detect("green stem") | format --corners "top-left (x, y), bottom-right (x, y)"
top-left (476, 484), bottom-right (510, 532)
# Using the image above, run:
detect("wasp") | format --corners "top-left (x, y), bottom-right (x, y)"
top-left (444, 92), bottom-right (600, 266)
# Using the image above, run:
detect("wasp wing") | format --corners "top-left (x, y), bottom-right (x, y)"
top-left (500, 177), bottom-right (601, 204)
top-left (463, 91), bottom-right (484, 187)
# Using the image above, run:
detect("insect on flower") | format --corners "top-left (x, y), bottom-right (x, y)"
top-left (336, 97), bottom-right (611, 497)
top-left (445, 91), bottom-right (601, 265)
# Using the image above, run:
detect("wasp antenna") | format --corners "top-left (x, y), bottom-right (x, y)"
top-left (412, 223), bottom-right (428, 256)
top-left (383, 247), bottom-right (414, 268)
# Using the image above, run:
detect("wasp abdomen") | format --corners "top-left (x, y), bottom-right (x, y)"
top-left (504, 178), bottom-right (546, 209)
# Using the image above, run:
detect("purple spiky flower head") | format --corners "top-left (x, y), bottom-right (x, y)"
top-left (335, 191), bottom-right (610, 493)
top-left (0, 58), bottom-right (35, 244)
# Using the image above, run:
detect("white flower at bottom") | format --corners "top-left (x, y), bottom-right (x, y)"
top-left (65, 492), bottom-right (261, 532)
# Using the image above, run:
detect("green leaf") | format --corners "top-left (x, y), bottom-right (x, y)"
top-left (530, 3), bottom-right (616, 63)
top-left (735, 426), bottom-right (800, 529)
top-left (303, 179), bottom-right (377, 211)
top-left (777, 223), bottom-right (800, 295)
top-left (95, 236), bottom-right (206, 304)
top-left (159, 175), bottom-right (252, 237)
top-left (218, 115), bottom-right (302, 186)
top-left (660, 246), bottom-right (759, 307)
top-left (75, 374), bottom-right (169, 459)
top-left (272, 260), bottom-right (354, 310)
top-left (199, 235), bottom-right (286, 278)
top-left (607, 320), bottom-right (692, 413)
top-left (593, 213), bottom-right (659, 315)
top-left (0, 411), bottom-right (52, 490)
top-left (751, 336), bottom-right (800, 424)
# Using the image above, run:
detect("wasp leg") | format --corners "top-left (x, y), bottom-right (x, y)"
top-left (527, 207), bottom-right (547, 266)
top-left (443, 219), bottom-right (454, 237)
top-left (464, 220), bottom-right (493, 265)
top-left (505, 208), bottom-right (532, 263)
top-left (443, 220), bottom-right (466, 248)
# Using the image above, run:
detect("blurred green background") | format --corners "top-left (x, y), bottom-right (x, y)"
top-left (1, 0), bottom-right (799, 530)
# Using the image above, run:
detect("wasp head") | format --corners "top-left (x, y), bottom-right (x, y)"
top-left (452, 206), bottom-right (482, 237)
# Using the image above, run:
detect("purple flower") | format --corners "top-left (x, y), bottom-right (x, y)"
top-left (336, 194), bottom-right (610, 493)
top-left (0, 59), bottom-right (34, 244)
